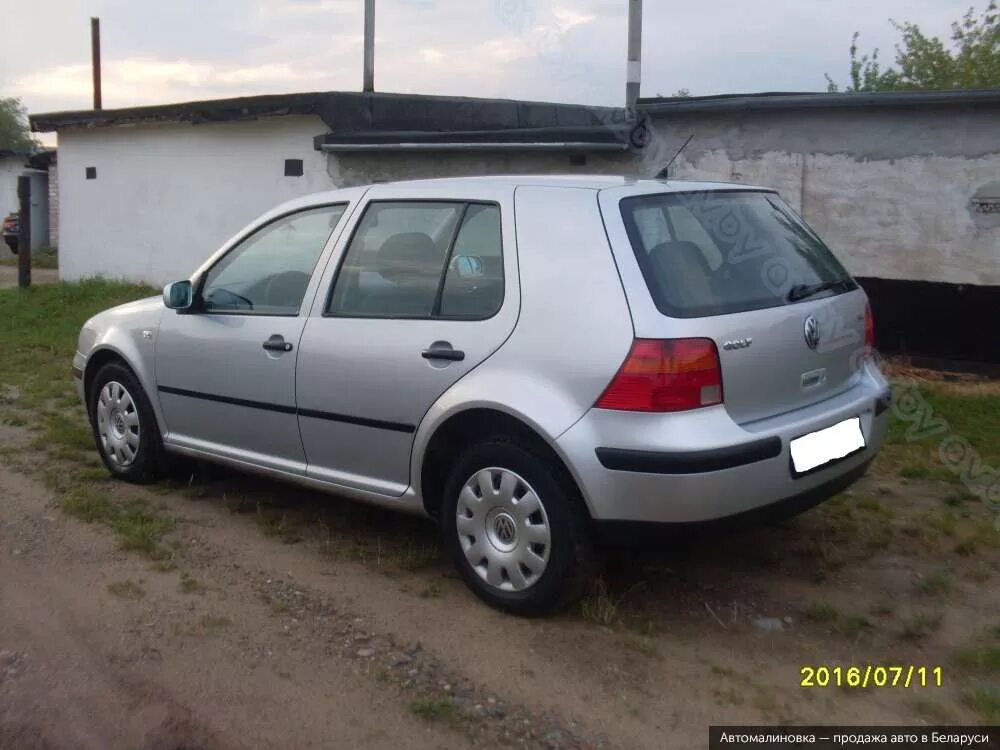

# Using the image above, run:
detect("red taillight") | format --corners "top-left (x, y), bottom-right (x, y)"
top-left (864, 302), bottom-right (876, 349)
top-left (595, 338), bottom-right (723, 412)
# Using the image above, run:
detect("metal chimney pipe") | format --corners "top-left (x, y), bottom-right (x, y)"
top-left (91, 17), bottom-right (102, 109)
top-left (363, 0), bottom-right (375, 92)
top-left (625, 0), bottom-right (642, 121)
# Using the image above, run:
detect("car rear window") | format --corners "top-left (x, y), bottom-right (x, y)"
top-left (619, 191), bottom-right (856, 318)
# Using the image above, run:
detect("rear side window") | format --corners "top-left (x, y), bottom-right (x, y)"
top-left (620, 191), bottom-right (855, 318)
top-left (327, 201), bottom-right (503, 319)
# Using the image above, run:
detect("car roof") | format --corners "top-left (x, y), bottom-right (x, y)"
top-left (370, 174), bottom-right (770, 192)
top-left (287, 175), bottom-right (773, 208)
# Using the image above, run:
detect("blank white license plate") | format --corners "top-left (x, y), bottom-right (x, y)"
top-left (790, 417), bottom-right (866, 474)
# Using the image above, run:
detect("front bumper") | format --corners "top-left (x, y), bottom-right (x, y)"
top-left (556, 364), bottom-right (890, 524)
top-left (73, 351), bottom-right (86, 403)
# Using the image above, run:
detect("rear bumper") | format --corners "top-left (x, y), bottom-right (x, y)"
top-left (594, 457), bottom-right (873, 542)
top-left (556, 363), bottom-right (890, 524)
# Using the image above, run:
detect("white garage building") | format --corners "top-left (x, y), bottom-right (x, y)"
top-left (31, 91), bottom-right (635, 284)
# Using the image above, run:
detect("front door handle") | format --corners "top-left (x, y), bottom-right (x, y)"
top-left (263, 335), bottom-right (293, 353)
top-left (421, 346), bottom-right (465, 362)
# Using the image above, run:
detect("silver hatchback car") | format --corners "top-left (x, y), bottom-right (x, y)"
top-left (75, 176), bottom-right (890, 614)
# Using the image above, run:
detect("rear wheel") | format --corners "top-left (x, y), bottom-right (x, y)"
top-left (441, 438), bottom-right (594, 615)
top-left (88, 362), bottom-right (165, 483)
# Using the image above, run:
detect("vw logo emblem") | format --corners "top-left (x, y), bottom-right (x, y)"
top-left (493, 514), bottom-right (516, 544)
top-left (803, 315), bottom-right (821, 350)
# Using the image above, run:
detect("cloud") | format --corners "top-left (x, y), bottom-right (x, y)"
top-left (1, 0), bottom-right (980, 118)
top-left (14, 57), bottom-right (341, 108)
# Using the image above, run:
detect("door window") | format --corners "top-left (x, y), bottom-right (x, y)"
top-left (327, 201), bottom-right (503, 319)
top-left (200, 204), bottom-right (346, 315)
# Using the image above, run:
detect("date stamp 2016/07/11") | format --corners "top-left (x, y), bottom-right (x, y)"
top-left (800, 665), bottom-right (943, 688)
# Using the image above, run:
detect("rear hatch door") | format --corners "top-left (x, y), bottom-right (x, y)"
top-left (598, 186), bottom-right (868, 424)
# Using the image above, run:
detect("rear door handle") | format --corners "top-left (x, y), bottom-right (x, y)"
top-left (263, 335), bottom-right (293, 353)
top-left (421, 347), bottom-right (465, 362)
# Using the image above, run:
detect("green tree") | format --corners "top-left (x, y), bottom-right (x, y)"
top-left (826, 2), bottom-right (1000, 92)
top-left (0, 97), bottom-right (39, 152)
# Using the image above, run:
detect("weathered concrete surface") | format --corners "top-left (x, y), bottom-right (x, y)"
top-left (641, 107), bottom-right (1000, 287)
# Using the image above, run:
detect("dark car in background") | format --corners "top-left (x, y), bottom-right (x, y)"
top-left (2, 213), bottom-right (19, 253)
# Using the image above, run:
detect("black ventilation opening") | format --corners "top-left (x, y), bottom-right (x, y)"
top-left (85, 166), bottom-right (97, 179)
top-left (284, 159), bottom-right (304, 177)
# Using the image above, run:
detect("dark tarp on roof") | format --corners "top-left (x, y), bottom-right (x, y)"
top-left (30, 90), bottom-right (634, 152)
top-left (639, 88), bottom-right (1000, 114)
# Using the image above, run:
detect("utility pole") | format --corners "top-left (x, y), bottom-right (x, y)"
top-left (91, 17), bottom-right (102, 109)
top-left (17, 176), bottom-right (31, 288)
top-left (625, 0), bottom-right (642, 122)
top-left (363, 0), bottom-right (375, 93)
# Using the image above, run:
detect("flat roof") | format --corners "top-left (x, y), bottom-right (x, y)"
top-left (639, 88), bottom-right (1000, 114)
top-left (29, 90), bottom-right (624, 134)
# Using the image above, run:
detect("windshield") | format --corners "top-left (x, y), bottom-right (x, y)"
top-left (619, 190), bottom-right (856, 318)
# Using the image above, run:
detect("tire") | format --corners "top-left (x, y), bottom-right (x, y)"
top-left (88, 362), bottom-right (165, 483)
top-left (441, 438), bottom-right (595, 616)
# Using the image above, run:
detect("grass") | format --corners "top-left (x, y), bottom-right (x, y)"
top-left (0, 279), bottom-right (156, 412)
top-left (913, 569), bottom-right (953, 595)
top-left (963, 684), bottom-right (1000, 721)
top-left (58, 481), bottom-right (174, 559)
top-left (179, 571), bottom-right (204, 594)
top-left (107, 579), bottom-right (145, 599)
top-left (898, 612), bottom-right (943, 641)
top-left (410, 698), bottom-right (462, 727)
top-left (803, 601), bottom-right (839, 624)
top-left (954, 628), bottom-right (1000, 674)
top-left (199, 614), bottom-right (233, 632)
top-left (579, 578), bottom-right (620, 626)
top-left (0, 248), bottom-right (59, 269)
top-left (881, 381), bottom-right (1000, 489)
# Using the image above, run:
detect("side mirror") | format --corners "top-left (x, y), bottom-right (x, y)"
top-left (162, 280), bottom-right (193, 310)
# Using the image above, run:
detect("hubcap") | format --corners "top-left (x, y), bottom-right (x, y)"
top-left (96, 381), bottom-right (141, 468)
top-left (455, 467), bottom-right (551, 592)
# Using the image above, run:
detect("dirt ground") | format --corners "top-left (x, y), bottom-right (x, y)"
top-left (0, 266), bottom-right (58, 289)
top-left (0, 376), bottom-right (998, 748)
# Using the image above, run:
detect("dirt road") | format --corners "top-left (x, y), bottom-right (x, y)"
top-left (0, 266), bottom-right (58, 289)
top-left (1, 399), bottom-right (997, 749)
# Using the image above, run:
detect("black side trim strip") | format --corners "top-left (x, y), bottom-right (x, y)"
top-left (297, 408), bottom-right (415, 434)
top-left (72, 366), bottom-right (84, 380)
top-left (159, 385), bottom-right (297, 414)
top-left (157, 385), bottom-right (415, 434)
top-left (595, 436), bottom-right (782, 475)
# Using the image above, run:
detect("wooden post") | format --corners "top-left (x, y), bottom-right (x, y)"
top-left (17, 176), bottom-right (31, 288)
top-left (363, 0), bottom-right (374, 92)
top-left (91, 17), bottom-right (102, 110)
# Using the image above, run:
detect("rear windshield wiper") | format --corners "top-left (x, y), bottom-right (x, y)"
top-left (786, 279), bottom-right (850, 303)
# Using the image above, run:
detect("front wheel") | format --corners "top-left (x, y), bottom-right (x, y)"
top-left (88, 362), bottom-right (165, 483)
top-left (441, 439), bottom-right (594, 615)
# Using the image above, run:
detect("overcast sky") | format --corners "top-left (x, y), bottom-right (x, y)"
top-left (3, 0), bottom-right (974, 145)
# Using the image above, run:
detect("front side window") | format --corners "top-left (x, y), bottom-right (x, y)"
top-left (328, 201), bottom-right (503, 319)
top-left (620, 191), bottom-right (855, 318)
top-left (201, 204), bottom-right (346, 315)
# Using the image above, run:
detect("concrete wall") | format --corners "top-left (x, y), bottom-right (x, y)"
top-left (55, 102), bottom-right (1000, 289)
top-left (0, 156), bottom-right (25, 218)
top-left (58, 116), bottom-right (334, 283)
top-left (58, 116), bottom-right (635, 284)
top-left (640, 106), bottom-right (1000, 287)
